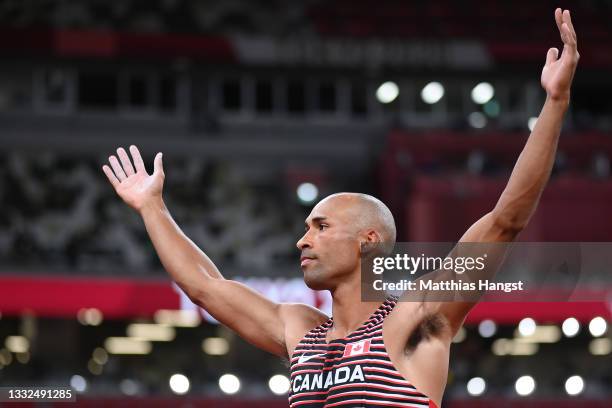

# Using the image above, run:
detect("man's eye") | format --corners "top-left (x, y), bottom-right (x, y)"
top-left (319, 224), bottom-right (328, 230)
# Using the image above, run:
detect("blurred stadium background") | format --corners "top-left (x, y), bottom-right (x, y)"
top-left (0, 0), bottom-right (611, 406)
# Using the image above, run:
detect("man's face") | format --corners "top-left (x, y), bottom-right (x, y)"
top-left (296, 196), bottom-right (362, 290)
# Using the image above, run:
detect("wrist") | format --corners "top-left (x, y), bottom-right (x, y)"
top-left (545, 93), bottom-right (570, 109)
top-left (139, 196), bottom-right (166, 217)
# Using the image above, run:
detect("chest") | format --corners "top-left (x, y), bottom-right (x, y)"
top-left (289, 333), bottom-right (431, 407)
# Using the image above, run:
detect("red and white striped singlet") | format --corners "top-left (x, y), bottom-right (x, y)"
top-left (289, 296), bottom-right (439, 408)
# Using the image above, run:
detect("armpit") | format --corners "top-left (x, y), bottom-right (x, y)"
top-left (405, 313), bottom-right (448, 352)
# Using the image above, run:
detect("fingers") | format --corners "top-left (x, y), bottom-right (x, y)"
top-left (553, 9), bottom-right (578, 62)
top-left (554, 8), bottom-right (563, 35)
top-left (104, 146), bottom-right (159, 186)
top-left (562, 22), bottom-right (577, 46)
top-left (562, 23), bottom-right (576, 49)
top-left (545, 47), bottom-right (559, 67)
top-left (108, 155), bottom-right (127, 181)
top-left (557, 9), bottom-right (577, 47)
top-left (153, 152), bottom-right (164, 175)
top-left (563, 9), bottom-right (576, 41)
top-left (117, 147), bottom-right (135, 177)
top-left (102, 165), bottom-right (120, 188)
top-left (129, 145), bottom-right (147, 173)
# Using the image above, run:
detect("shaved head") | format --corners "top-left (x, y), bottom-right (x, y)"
top-left (318, 192), bottom-right (396, 245)
top-left (297, 192), bottom-right (396, 290)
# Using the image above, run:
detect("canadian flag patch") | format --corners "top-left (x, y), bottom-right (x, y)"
top-left (343, 339), bottom-right (371, 357)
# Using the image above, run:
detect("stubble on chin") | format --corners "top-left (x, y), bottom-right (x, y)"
top-left (303, 268), bottom-right (328, 291)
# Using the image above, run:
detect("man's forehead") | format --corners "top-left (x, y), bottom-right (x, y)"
top-left (305, 195), bottom-right (352, 222)
top-left (305, 208), bottom-right (330, 224)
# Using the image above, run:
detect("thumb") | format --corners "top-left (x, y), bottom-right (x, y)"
top-left (153, 152), bottom-right (164, 175)
top-left (545, 47), bottom-right (559, 66)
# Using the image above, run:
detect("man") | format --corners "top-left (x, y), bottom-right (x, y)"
top-left (102, 9), bottom-right (578, 407)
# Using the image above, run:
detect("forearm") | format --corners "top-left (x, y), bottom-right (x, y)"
top-left (139, 198), bottom-right (224, 300)
top-left (493, 96), bottom-right (569, 230)
top-left (140, 199), bottom-right (302, 358)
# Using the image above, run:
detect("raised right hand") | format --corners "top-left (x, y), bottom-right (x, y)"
top-left (102, 145), bottom-right (165, 213)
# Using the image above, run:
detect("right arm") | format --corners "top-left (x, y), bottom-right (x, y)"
top-left (103, 146), bottom-right (327, 358)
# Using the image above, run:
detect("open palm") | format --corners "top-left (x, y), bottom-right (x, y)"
top-left (102, 145), bottom-right (165, 212)
top-left (541, 8), bottom-right (579, 101)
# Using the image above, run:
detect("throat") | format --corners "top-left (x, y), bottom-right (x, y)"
top-left (325, 324), bottom-right (354, 343)
top-left (325, 303), bottom-right (384, 343)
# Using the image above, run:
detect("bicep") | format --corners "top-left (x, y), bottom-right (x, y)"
top-left (458, 211), bottom-right (516, 243)
top-left (192, 278), bottom-right (288, 357)
top-left (191, 278), bottom-right (327, 358)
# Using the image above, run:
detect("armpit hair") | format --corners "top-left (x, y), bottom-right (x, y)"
top-left (405, 313), bottom-right (447, 352)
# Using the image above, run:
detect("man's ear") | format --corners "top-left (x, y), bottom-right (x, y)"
top-left (360, 230), bottom-right (382, 254)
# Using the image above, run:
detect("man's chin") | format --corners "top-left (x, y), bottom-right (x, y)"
top-left (303, 272), bottom-right (329, 291)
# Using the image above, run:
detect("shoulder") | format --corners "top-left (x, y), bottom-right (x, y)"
top-left (279, 302), bottom-right (329, 328)
top-left (279, 303), bottom-right (329, 358)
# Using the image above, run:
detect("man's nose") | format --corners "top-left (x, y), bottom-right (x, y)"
top-left (296, 232), bottom-right (312, 250)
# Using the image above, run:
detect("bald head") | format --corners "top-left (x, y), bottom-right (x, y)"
top-left (317, 192), bottom-right (396, 245)
top-left (298, 192), bottom-right (396, 289)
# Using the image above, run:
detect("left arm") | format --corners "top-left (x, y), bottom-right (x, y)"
top-left (438, 8), bottom-right (580, 335)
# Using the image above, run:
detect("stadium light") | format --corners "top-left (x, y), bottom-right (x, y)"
top-left (120, 379), bottom-right (139, 396)
top-left (104, 337), bottom-right (152, 355)
top-left (0, 349), bottom-right (12, 366)
top-left (492, 339), bottom-right (538, 356)
top-left (466, 377), bottom-right (486, 396)
top-left (588, 317), bottom-right (607, 337)
top-left (478, 319), bottom-right (497, 338)
top-left (297, 183), bottom-right (318, 204)
top-left (219, 374), bottom-right (241, 394)
top-left (468, 112), bottom-right (487, 129)
top-left (516, 325), bottom-right (561, 343)
top-left (562, 317), bottom-right (580, 337)
top-left (202, 337), bottom-right (229, 355)
top-left (70, 375), bottom-right (87, 393)
top-left (511, 342), bottom-right (538, 355)
top-left (16, 352), bottom-right (30, 364)
top-left (92, 347), bottom-right (108, 365)
top-left (87, 359), bottom-right (103, 375)
top-left (483, 100), bottom-right (500, 117)
top-left (77, 308), bottom-right (103, 326)
top-left (154, 309), bottom-right (201, 327)
top-left (269, 374), bottom-right (291, 395)
top-left (492, 339), bottom-right (510, 356)
top-left (421, 82), bottom-right (445, 104)
top-left (515, 375), bottom-right (536, 396)
top-left (471, 82), bottom-right (494, 104)
top-left (169, 373), bottom-right (190, 395)
top-left (518, 318), bottom-right (537, 337)
top-left (565, 375), bottom-right (584, 396)
top-left (5, 336), bottom-right (29, 353)
top-left (376, 81), bottom-right (399, 104)
top-left (127, 323), bottom-right (175, 342)
top-left (589, 338), bottom-right (611, 355)
top-left (86, 308), bottom-right (103, 325)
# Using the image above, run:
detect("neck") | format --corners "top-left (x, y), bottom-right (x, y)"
top-left (328, 273), bottom-right (382, 338)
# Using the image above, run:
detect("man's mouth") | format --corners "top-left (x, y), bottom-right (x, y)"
top-left (300, 256), bottom-right (316, 267)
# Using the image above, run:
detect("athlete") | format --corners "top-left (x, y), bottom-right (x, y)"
top-left (102, 9), bottom-right (578, 407)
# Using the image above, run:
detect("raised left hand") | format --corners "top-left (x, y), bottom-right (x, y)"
top-left (541, 8), bottom-right (580, 102)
